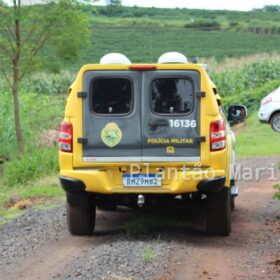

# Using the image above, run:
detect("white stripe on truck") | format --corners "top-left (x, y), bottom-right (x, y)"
top-left (83, 157), bottom-right (200, 163)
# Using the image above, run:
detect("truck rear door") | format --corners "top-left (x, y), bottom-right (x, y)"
top-left (81, 71), bottom-right (141, 162)
top-left (141, 71), bottom-right (201, 162)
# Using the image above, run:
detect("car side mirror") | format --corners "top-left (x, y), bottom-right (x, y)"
top-left (228, 105), bottom-right (248, 123)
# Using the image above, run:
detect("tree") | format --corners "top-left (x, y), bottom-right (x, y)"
top-left (256, 5), bottom-right (280, 12)
top-left (106, 0), bottom-right (122, 16)
top-left (264, 5), bottom-right (280, 12)
top-left (0, 0), bottom-right (91, 153)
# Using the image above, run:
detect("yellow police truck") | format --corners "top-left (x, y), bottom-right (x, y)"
top-left (59, 52), bottom-right (247, 236)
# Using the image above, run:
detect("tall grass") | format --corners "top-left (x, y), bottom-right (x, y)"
top-left (0, 89), bottom-right (65, 158)
top-left (22, 71), bottom-right (74, 95)
top-left (209, 57), bottom-right (280, 109)
top-left (2, 147), bottom-right (59, 187)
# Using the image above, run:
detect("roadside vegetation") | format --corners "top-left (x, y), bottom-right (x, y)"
top-left (0, 3), bottom-right (280, 223)
top-left (235, 112), bottom-right (280, 157)
top-left (274, 185), bottom-right (280, 199)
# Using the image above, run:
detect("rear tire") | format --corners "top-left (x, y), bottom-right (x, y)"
top-left (206, 188), bottom-right (231, 236)
top-left (66, 192), bottom-right (96, 236)
top-left (271, 113), bottom-right (280, 133)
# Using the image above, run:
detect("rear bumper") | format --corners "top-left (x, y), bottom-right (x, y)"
top-left (60, 176), bottom-right (86, 192)
top-left (197, 176), bottom-right (226, 192)
top-left (60, 169), bottom-right (227, 194)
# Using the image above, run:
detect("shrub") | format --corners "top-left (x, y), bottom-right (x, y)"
top-left (184, 20), bottom-right (221, 30)
top-left (211, 61), bottom-right (280, 103)
top-left (22, 71), bottom-right (74, 95)
top-left (3, 147), bottom-right (58, 187)
top-left (274, 185), bottom-right (280, 199)
top-left (223, 79), bottom-right (280, 110)
top-left (0, 90), bottom-right (65, 157)
top-left (274, 162), bottom-right (280, 200)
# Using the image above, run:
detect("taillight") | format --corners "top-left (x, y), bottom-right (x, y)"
top-left (261, 96), bottom-right (272, 106)
top-left (59, 122), bottom-right (73, 153)
top-left (210, 120), bottom-right (226, 151)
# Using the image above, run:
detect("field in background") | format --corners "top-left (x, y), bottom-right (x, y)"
top-left (77, 27), bottom-right (279, 66)
top-left (67, 5), bottom-right (280, 68)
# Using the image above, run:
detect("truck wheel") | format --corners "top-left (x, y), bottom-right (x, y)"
top-left (206, 188), bottom-right (231, 236)
top-left (66, 192), bottom-right (96, 236)
top-left (271, 113), bottom-right (280, 132)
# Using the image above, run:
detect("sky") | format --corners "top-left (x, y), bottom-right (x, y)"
top-left (95, 0), bottom-right (280, 11)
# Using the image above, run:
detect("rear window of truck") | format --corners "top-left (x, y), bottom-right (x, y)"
top-left (151, 78), bottom-right (194, 114)
top-left (91, 78), bottom-right (133, 115)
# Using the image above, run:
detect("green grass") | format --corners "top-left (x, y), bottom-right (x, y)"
top-left (2, 147), bottom-right (59, 187)
top-left (75, 27), bottom-right (280, 68)
top-left (92, 5), bottom-right (280, 23)
top-left (66, 5), bottom-right (280, 68)
top-left (0, 175), bottom-right (64, 224)
top-left (0, 207), bottom-right (23, 226)
top-left (142, 247), bottom-right (158, 262)
top-left (274, 184), bottom-right (280, 199)
top-left (0, 90), bottom-right (65, 158)
top-left (236, 112), bottom-right (280, 157)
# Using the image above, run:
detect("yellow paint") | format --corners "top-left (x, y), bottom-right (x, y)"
top-left (59, 62), bottom-right (233, 194)
top-left (60, 168), bottom-right (226, 194)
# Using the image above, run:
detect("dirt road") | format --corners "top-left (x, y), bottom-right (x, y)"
top-left (0, 157), bottom-right (279, 280)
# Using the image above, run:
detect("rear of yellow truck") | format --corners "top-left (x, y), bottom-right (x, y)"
top-left (59, 53), bottom-right (247, 236)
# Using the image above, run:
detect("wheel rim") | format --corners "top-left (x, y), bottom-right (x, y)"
top-left (272, 115), bottom-right (280, 132)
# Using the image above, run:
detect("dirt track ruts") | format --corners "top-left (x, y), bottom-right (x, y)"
top-left (0, 157), bottom-right (279, 280)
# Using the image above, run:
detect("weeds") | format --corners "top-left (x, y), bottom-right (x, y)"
top-left (2, 148), bottom-right (59, 187)
top-left (274, 185), bottom-right (280, 199)
top-left (142, 247), bottom-right (158, 262)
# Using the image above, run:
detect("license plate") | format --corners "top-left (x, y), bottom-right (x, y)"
top-left (123, 174), bottom-right (162, 187)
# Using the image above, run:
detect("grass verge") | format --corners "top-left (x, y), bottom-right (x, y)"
top-left (0, 174), bottom-right (64, 225)
top-left (236, 111), bottom-right (280, 157)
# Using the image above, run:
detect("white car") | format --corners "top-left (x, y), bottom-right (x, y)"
top-left (258, 86), bottom-right (280, 132)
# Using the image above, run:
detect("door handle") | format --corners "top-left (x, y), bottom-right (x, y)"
top-left (149, 120), bottom-right (169, 128)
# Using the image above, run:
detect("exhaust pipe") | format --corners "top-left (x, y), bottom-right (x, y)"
top-left (137, 195), bottom-right (145, 207)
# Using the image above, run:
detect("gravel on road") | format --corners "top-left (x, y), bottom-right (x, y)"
top-left (0, 157), bottom-right (279, 280)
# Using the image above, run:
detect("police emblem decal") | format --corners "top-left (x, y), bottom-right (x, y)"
top-left (101, 122), bottom-right (122, 148)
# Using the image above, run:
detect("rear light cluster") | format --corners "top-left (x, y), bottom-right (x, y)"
top-left (210, 120), bottom-right (226, 151)
top-left (261, 96), bottom-right (272, 106)
top-left (59, 122), bottom-right (73, 153)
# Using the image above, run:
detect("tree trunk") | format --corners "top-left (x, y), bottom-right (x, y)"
top-left (12, 0), bottom-right (24, 153)
top-left (12, 82), bottom-right (24, 153)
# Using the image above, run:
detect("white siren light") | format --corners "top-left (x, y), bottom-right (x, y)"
top-left (200, 64), bottom-right (208, 70)
top-left (100, 53), bottom-right (131, 64)
top-left (158, 52), bottom-right (188, 64)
